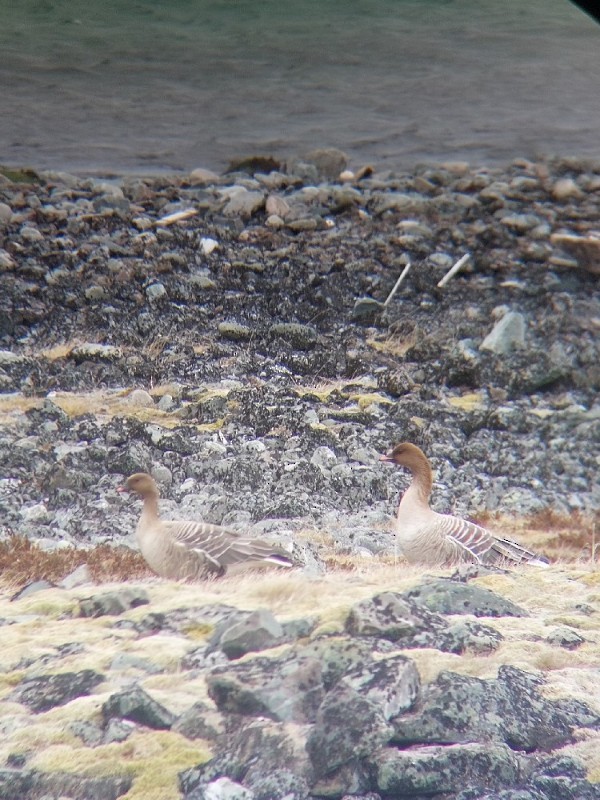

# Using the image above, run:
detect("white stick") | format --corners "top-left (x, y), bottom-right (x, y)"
top-left (383, 262), bottom-right (412, 307)
top-left (437, 253), bottom-right (471, 288)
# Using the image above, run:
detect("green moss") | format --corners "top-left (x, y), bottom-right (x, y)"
top-left (31, 731), bottom-right (210, 800)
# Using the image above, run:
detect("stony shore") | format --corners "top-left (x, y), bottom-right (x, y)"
top-left (0, 150), bottom-right (599, 799)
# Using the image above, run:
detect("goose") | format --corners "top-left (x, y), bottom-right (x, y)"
top-left (119, 473), bottom-right (294, 580)
top-left (380, 443), bottom-right (549, 567)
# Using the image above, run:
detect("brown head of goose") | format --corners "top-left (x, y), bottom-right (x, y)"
top-left (119, 472), bottom-right (294, 580)
top-left (380, 442), bottom-right (549, 568)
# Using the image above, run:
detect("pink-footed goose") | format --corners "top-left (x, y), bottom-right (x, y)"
top-left (119, 473), bottom-right (294, 580)
top-left (380, 443), bottom-right (549, 568)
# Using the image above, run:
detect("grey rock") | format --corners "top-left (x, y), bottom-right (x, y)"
top-left (77, 588), bottom-right (150, 618)
top-left (371, 742), bottom-right (522, 796)
top-left (222, 188), bottom-right (265, 218)
top-left (480, 311), bottom-right (526, 354)
top-left (146, 282), bottom-right (167, 301)
top-left (500, 213), bottom-right (542, 231)
top-left (11, 669), bottom-right (104, 712)
top-left (59, 563), bottom-right (92, 589)
top-left (303, 147), bottom-right (349, 180)
top-left (71, 342), bottom-right (122, 361)
top-left (180, 718), bottom-right (311, 797)
top-left (207, 648), bottom-right (325, 723)
top-left (0, 349), bottom-right (25, 364)
top-left (10, 580), bottom-right (57, 601)
top-left (173, 700), bottom-right (226, 741)
top-left (248, 769), bottom-right (309, 800)
top-left (218, 322), bottom-right (253, 342)
top-left (545, 626), bottom-right (586, 650)
top-left (102, 685), bottom-right (176, 729)
top-left (307, 656), bottom-right (419, 778)
top-left (392, 665), bottom-right (600, 749)
top-left (269, 322), bottom-right (318, 350)
top-left (128, 388), bottom-right (154, 407)
top-left (403, 579), bottom-right (528, 617)
top-left (210, 608), bottom-right (285, 660)
top-left (346, 591), bottom-right (502, 654)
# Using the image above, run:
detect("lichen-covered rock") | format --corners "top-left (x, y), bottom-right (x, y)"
top-left (307, 656), bottom-right (419, 778)
top-left (370, 742), bottom-right (523, 796)
top-left (346, 592), bottom-right (503, 654)
top-left (209, 608), bottom-right (284, 660)
top-left (102, 685), bottom-right (176, 730)
top-left (206, 649), bottom-right (324, 723)
top-left (180, 718), bottom-right (312, 797)
top-left (173, 700), bottom-right (226, 742)
top-left (392, 665), bottom-right (600, 750)
top-left (11, 669), bottom-right (104, 713)
top-left (77, 587), bottom-right (150, 618)
top-left (403, 580), bottom-right (528, 617)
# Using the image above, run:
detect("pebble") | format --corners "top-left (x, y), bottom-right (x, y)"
top-left (0, 202), bottom-right (13, 223)
top-left (200, 237), bottom-right (219, 255)
top-left (218, 322), bottom-right (253, 342)
top-left (552, 178), bottom-right (583, 201)
top-left (145, 282), bottom-right (167, 301)
top-left (0, 249), bottom-right (16, 269)
top-left (480, 311), bottom-right (526, 354)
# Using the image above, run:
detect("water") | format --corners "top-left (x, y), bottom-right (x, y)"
top-left (0, 0), bottom-right (598, 175)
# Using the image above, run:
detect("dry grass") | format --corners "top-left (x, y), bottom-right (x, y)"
top-left (476, 510), bottom-right (599, 565)
top-left (0, 536), bottom-right (152, 589)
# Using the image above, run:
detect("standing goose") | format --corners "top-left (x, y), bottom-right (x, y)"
top-left (119, 473), bottom-right (294, 580)
top-left (380, 443), bottom-right (549, 567)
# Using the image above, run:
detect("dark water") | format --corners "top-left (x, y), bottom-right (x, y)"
top-left (0, 0), bottom-right (599, 175)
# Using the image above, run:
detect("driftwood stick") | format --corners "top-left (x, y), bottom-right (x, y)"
top-left (437, 253), bottom-right (470, 288)
top-left (383, 262), bottom-right (412, 306)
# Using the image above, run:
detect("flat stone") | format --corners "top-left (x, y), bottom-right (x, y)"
top-left (11, 669), bottom-right (104, 712)
top-left (403, 580), bottom-right (528, 617)
top-left (78, 588), bottom-right (150, 618)
top-left (210, 608), bottom-right (285, 660)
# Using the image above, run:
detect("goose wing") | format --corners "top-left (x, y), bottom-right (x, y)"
top-left (162, 520), bottom-right (293, 568)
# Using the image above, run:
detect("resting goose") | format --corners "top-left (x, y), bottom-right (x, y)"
top-left (380, 443), bottom-right (549, 567)
top-left (119, 473), bottom-right (294, 580)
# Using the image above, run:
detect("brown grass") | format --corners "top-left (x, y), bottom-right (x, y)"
top-left (0, 536), bottom-right (152, 589)
top-left (476, 509), bottom-right (599, 564)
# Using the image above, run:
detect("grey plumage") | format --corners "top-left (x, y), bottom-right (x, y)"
top-left (380, 443), bottom-right (549, 568)
top-left (121, 473), bottom-right (294, 580)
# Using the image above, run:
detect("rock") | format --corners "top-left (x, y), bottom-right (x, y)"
top-left (190, 167), bottom-right (220, 184)
top-left (480, 311), bottom-right (526, 354)
top-left (552, 178), bottom-right (584, 200)
top-left (218, 322), bottom-right (253, 342)
top-left (550, 233), bottom-right (600, 274)
top-left (392, 665), bottom-right (600, 749)
top-left (0, 349), bottom-right (25, 364)
top-left (71, 343), bottom-right (122, 361)
top-left (248, 769), bottom-right (309, 800)
top-left (77, 588), bottom-right (150, 618)
top-left (0, 202), bottom-right (13, 223)
top-left (222, 188), bottom-right (265, 218)
top-left (200, 236), bottom-right (219, 255)
top-left (102, 685), bottom-right (176, 729)
top-left (146, 282), bottom-right (167, 302)
top-left (128, 388), bottom-right (154, 407)
top-left (0, 249), bottom-right (16, 270)
top-left (345, 591), bottom-right (502, 654)
top-left (173, 700), bottom-right (226, 741)
top-left (403, 579), bottom-right (528, 617)
top-left (180, 718), bottom-right (311, 797)
top-left (306, 656), bottom-right (419, 778)
top-left (500, 213), bottom-right (542, 232)
top-left (209, 608), bottom-right (285, 660)
top-left (266, 194), bottom-right (291, 218)
top-left (269, 323), bottom-right (318, 350)
top-left (371, 742), bottom-right (522, 796)
top-left (545, 626), bottom-right (586, 649)
top-left (11, 669), bottom-right (104, 712)
top-left (206, 648), bottom-right (325, 723)
top-left (303, 147), bottom-right (349, 180)
top-left (10, 580), bottom-right (57, 600)
top-left (59, 563), bottom-right (92, 589)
